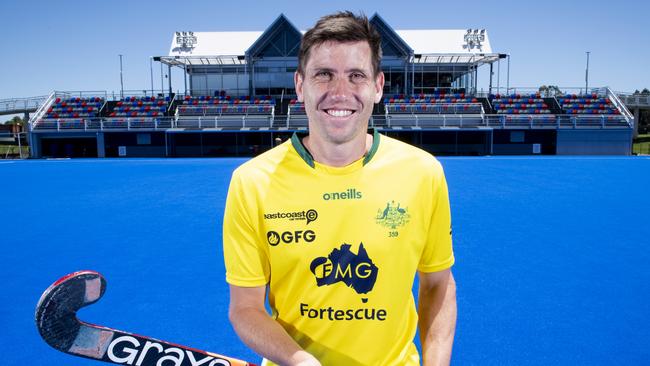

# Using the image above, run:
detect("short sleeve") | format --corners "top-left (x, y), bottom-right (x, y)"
top-left (418, 162), bottom-right (455, 272)
top-left (222, 169), bottom-right (270, 286)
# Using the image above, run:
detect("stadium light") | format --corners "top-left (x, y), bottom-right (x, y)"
top-left (463, 29), bottom-right (486, 51)
top-left (175, 31), bottom-right (197, 49)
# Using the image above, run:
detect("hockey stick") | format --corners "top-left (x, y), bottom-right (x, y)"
top-left (35, 270), bottom-right (256, 366)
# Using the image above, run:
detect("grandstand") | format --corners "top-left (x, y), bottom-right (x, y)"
top-left (27, 13), bottom-right (634, 158)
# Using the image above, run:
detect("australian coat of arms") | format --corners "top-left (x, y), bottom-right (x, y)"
top-left (375, 201), bottom-right (411, 229)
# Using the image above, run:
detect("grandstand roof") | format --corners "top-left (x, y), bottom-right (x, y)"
top-left (163, 14), bottom-right (497, 66)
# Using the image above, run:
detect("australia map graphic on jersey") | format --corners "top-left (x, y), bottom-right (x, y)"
top-left (309, 243), bottom-right (378, 294)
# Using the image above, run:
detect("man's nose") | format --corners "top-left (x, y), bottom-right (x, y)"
top-left (328, 76), bottom-right (350, 100)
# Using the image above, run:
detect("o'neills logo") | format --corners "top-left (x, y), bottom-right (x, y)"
top-left (105, 335), bottom-right (231, 365)
top-left (322, 188), bottom-right (362, 201)
top-left (264, 209), bottom-right (318, 225)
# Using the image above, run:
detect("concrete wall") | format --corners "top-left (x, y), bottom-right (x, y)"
top-left (30, 132), bottom-right (100, 158)
top-left (556, 129), bottom-right (633, 155)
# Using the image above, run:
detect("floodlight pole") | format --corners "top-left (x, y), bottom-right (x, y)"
top-left (585, 51), bottom-right (590, 95)
top-left (119, 54), bottom-right (124, 99)
top-left (489, 63), bottom-right (493, 95)
top-left (184, 58), bottom-right (188, 96)
top-left (506, 54), bottom-right (510, 95)
top-left (497, 58), bottom-right (500, 94)
top-left (160, 62), bottom-right (164, 93)
top-left (149, 57), bottom-right (154, 95)
top-left (168, 64), bottom-right (173, 96)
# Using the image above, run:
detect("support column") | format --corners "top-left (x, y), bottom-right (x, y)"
top-left (96, 132), bottom-right (105, 158)
top-left (168, 64), bottom-right (173, 96)
top-left (633, 108), bottom-right (640, 138)
top-left (506, 55), bottom-right (510, 95)
top-left (403, 58), bottom-right (408, 96)
top-left (246, 57), bottom-right (253, 96)
top-left (30, 133), bottom-right (40, 158)
top-left (23, 112), bottom-right (30, 158)
top-left (409, 55), bottom-right (412, 95)
top-left (184, 59), bottom-right (188, 96)
top-left (489, 63), bottom-right (493, 95)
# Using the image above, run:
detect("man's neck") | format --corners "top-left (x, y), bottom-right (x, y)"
top-left (302, 133), bottom-right (373, 167)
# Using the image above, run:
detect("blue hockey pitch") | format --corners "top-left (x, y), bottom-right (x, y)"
top-left (0, 156), bottom-right (649, 365)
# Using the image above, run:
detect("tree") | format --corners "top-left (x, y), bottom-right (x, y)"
top-left (3, 116), bottom-right (24, 125)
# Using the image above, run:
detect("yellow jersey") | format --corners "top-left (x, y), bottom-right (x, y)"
top-left (223, 131), bottom-right (454, 366)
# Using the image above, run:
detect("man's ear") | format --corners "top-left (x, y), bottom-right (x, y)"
top-left (374, 71), bottom-right (385, 104)
top-left (294, 72), bottom-right (304, 102)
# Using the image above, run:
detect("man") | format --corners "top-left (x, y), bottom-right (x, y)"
top-left (223, 12), bottom-right (456, 366)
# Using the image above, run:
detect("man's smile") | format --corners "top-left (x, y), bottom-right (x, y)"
top-left (323, 109), bottom-right (355, 118)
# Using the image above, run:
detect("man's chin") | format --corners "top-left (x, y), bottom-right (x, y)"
top-left (322, 125), bottom-right (367, 145)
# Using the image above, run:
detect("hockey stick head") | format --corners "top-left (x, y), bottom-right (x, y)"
top-left (35, 270), bottom-right (106, 353)
top-left (35, 271), bottom-right (256, 366)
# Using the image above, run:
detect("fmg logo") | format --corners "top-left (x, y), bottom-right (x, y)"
top-left (309, 243), bottom-right (378, 295)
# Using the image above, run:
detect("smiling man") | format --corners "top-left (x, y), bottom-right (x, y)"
top-left (223, 12), bottom-right (456, 366)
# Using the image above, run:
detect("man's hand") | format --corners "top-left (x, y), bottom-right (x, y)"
top-left (289, 351), bottom-right (321, 366)
top-left (418, 269), bottom-right (457, 366)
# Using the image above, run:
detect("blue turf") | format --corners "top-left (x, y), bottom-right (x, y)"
top-left (0, 156), bottom-right (648, 365)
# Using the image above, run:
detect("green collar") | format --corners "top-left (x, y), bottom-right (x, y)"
top-left (291, 129), bottom-right (381, 168)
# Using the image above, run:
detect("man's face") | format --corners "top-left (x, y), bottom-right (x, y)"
top-left (295, 40), bottom-right (384, 145)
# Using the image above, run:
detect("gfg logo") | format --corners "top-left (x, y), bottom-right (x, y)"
top-left (267, 230), bottom-right (316, 246)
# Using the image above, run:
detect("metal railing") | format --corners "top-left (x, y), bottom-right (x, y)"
top-left (175, 115), bottom-right (274, 129)
top-left (605, 87), bottom-right (634, 127)
top-left (24, 88), bottom-right (635, 132)
top-left (28, 91), bottom-right (58, 130)
top-left (286, 104), bottom-right (308, 128)
top-left (0, 95), bottom-right (49, 114)
top-left (483, 86), bottom-right (607, 98)
top-left (30, 113), bottom-right (631, 132)
top-left (107, 90), bottom-right (174, 101)
top-left (53, 90), bottom-right (109, 100)
top-left (616, 93), bottom-right (650, 107)
top-left (385, 103), bottom-right (484, 115)
top-left (388, 114), bottom-right (485, 128)
top-left (485, 115), bottom-right (559, 129)
top-left (32, 117), bottom-right (175, 131)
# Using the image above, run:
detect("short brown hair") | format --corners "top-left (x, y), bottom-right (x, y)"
top-left (297, 11), bottom-right (382, 76)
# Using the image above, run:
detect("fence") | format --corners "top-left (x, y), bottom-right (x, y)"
top-left (0, 132), bottom-right (28, 159)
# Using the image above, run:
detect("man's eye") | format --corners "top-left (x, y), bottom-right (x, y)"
top-left (315, 71), bottom-right (332, 79)
top-left (350, 73), bottom-right (366, 81)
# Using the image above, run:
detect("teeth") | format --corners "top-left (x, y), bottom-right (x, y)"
top-left (326, 109), bottom-right (353, 117)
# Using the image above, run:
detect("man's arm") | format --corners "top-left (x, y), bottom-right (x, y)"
top-left (228, 285), bottom-right (321, 366)
top-left (417, 269), bottom-right (457, 366)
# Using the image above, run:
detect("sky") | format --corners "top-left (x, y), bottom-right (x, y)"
top-left (1, 0), bottom-right (649, 101)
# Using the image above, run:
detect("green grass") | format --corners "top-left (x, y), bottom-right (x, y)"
top-left (0, 145), bottom-right (29, 158)
top-left (633, 133), bottom-right (650, 155)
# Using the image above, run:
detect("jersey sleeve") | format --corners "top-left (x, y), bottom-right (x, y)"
top-left (222, 169), bottom-right (270, 287)
top-left (418, 161), bottom-right (455, 272)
